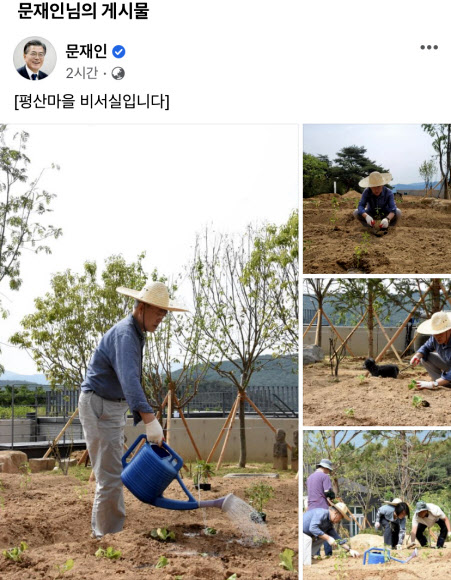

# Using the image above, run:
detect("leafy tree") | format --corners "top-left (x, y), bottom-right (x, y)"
top-left (422, 124), bottom-right (451, 199)
top-left (246, 210), bottom-right (298, 353)
top-left (330, 145), bottom-right (389, 192)
top-left (0, 126), bottom-right (62, 373)
top-left (419, 158), bottom-right (437, 196)
top-left (303, 153), bottom-right (334, 198)
top-left (189, 224), bottom-right (291, 467)
top-left (10, 254), bottom-right (148, 388)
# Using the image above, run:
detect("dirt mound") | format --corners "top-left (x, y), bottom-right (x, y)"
top-left (350, 533), bottom-right (384, 550)
top-left (303, 360), bottom-right (451, 426)
top-left (0, 471), bottom-right (298, 579)
top-left (303, 196), bottom-right (451, 273)
top-left (342, 190), bottom-right (361, 199)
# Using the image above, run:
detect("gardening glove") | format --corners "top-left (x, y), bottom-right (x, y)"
top-left (374, 522), bottom-right (380, 529)
top-left (326, 537), bottom-right (337, 547)
top-left (416, 381), bottom-right (437, 390)
top-left (410, 354), bottom-right (421, 367)
top-left (396, 544), bottom-right (403, 551)
top-left (365, 214), bottom-right (375, 226)
top-left (348, 549), bottom-right (360, 558)
top-left (380, 218), bottom-right (389, 229)
top-left (145, 418), bottom-right (164, 445)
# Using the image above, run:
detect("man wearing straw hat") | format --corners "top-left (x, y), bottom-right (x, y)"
top-left (303, 502), bottom-right (360, 565)
top-left (408, 501), bottom-right (451, 549)
top-left (410, 311), bottom-right (451, 390)
top-left (79, 282), bottom-right (188, 539)
top-left (374, 498), bottom-right (410, 550)
top-left (306, 459), bottom-right (336, 557)
top-left (353, 171), bottom-right (401, 230)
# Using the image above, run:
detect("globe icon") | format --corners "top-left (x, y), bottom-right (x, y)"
top-left (112, 67), bottom-right (125, 80)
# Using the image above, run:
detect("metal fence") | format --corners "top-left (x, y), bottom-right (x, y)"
top-left (0, 384), bottom-right (298, 447)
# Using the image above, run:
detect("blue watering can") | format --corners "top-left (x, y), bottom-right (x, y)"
top-left (363, 547), bottom-right (418, 565)
top-left (121, 434), bottom-right (232, 511)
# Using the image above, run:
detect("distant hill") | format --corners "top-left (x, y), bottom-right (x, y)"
top-left (1, 354), bottom-right (298, 391)
top-left (0, 370), bottom-right (48, 385)
top-left (393, 181), bottom-right (440, 191)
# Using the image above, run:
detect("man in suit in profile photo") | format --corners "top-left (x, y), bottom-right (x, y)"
top-left (17, 39), bottom-right (48, 80)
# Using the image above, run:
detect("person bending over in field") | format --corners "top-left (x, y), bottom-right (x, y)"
top-left (408, 501), bottom-right (451, 549)
top-left (353, 171), bottom-right (401, 230)
top-left (374, 498), bottom-right (410, 549)
top-left (410, 311), bottom-right (451, 390)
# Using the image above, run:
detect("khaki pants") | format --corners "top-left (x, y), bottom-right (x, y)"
top-left (79, 391), bottom-right (129, 538)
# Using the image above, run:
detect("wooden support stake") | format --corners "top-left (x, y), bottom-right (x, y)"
top-left (439, 282), bottom-right (451, 309)
top-left (157, 393), bottom-right (169, 423)
top-left (216, 395), bottom-right (240, 470)
top-left (206, 395), bottom-right (240, 463)
top-left (330, 309), bottom-right (368, 360)
top-left (244, 393), bottom-right (292, 451)
top-left (321, 310), bottom-right (356, 357)
top-left (374, 310), bottom-right (404, 365)
top-left (166, 387), bottom-right (173, 446)
top-left (43, 408), bottom-right (79, 459)
top-left (303, 309), bottom-right (319, 339)
top-left (174, 394), bottom-right (203, 461)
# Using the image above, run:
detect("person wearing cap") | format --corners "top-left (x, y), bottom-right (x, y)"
top-left (306, 459), bottom-right (336, 557)
top-left (409, 501), bottom-right (451, 548)
top-left (410, 311), bottom-right (451, 390)
top-left (303, 502), bottom-right (360, 565)
top-left (78, 282), bottom-right (188, 539)
top-left (353, 171), bottom-right (401, 230)
top-left (374, 499), bottom-right (410, 549)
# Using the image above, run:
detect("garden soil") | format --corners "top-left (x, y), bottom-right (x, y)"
top-left (0, 468), bottom-right (298, 579)
top-left (303, 359), bottom-right (451, 426)
top-left (303, 194), bottom-right (451, 274)
top-left (303, 532), bottom-right (451, 580)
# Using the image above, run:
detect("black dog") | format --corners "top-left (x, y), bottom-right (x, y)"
top-left (363, 358), bottom-right (399, 378)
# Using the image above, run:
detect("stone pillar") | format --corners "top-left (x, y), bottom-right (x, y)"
top-left (291, 430), bottom-right (298, 472)
top-left (273, 429), bottom-right (288, 470)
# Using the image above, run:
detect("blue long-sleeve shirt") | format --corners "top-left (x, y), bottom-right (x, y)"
top-left (81, 314), bottom-right (154, 424)
top-left (357, 186), bottom-right (397, 217)
top-left (303, 508), bottom-right (341, 539)
top-left (417, 334), bottom-right (451, 381)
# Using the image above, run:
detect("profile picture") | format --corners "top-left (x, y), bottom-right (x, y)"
top-left (13, 36), bottom-right (56, 80)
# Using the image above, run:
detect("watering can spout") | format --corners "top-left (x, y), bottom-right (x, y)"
top-left (198, 493), bottom-right (235, 510)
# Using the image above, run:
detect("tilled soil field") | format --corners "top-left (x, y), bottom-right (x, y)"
top-left (0, 469), bottom-right (298, 579)
top-left (303, 193), bottom-right (451, 274)
top-left (303, 533), bottom-right (451, 580)
top-left (303, 359), bottom-right (451, 426)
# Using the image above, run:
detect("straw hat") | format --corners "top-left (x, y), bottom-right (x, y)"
top-left (384, 498), bottom-right (403, 506)
top-left (417, 311), bottom-right (451, 335)
top-left (358, 171), bottom-right (393, 188)
top-left (317, 459), bottom-right (334, 471)
top-left (331, 502), bottom-right (351, 521)
top-left (116, 282), bottom-right (188, 312)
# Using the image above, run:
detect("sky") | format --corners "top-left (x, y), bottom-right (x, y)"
top-left (303, 124), bottom-right (438, 185)
top-left (0, 124), bottom-right (298, 375)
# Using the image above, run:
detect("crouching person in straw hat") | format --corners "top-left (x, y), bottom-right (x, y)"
top-left (408, 501), bottom-right (451, 549)
top-left (78, 282), bottom-right (188, 539)
top-left (353, 171), bottom-right (401, 230)
top-left (303, 502), bottom-right (360, 566)
top-left (410, 311), bottom-right (451, 390)
top-left (374, 498), bottom-right (410, 549)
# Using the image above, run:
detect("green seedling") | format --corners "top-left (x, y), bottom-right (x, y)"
top-left (155, 555), bottom-right (169, 568)
top-left (344, 408), bottom-right (355, 417)
top-left (95, 547), bottom-right (122, 560)
top-left (148, 528), bottom-right (176, 542)
top-left (303, 239), bottom-right (312, 252)
top-left (204, 527), bottom-right (217, 536)
top-left (412, 395), bottom-right (423, 408)
top-left (358, 375), bottom-right (366, 384)
top-left (333, 547), bottom-right (348, 580)
top-left (75, 486), bottom-right (88, 500)
top-left (245, 482), bottom-right (275, 514)
top-left (408, 380), bottom-right (417, 390)
top-left (19, 462), bottom-right (32, 489)
top-left (227, 575), bottom-right (237, 580)
top-left (54, 558), bottom-right (74, 578)
top-left (3, 541), bottom-right (28, 562)
top-left (279, 548), bottom-right (296, 572)
top-left (438, 550), bottom-right (444, 557)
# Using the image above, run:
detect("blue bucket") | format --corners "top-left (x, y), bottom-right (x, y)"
top-left (363, 547), bottom-right (390, 565)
